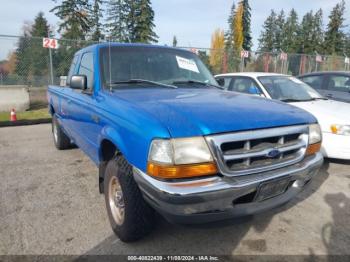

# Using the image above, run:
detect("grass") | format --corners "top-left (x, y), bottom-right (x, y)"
top-left (0, 108), bottom-right (51, 122)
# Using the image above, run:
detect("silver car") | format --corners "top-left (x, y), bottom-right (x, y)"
top-left (298, 72), bottom-right (350, 103)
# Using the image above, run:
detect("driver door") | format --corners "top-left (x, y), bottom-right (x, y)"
top-left (65, 52), bottom-right (102, 161)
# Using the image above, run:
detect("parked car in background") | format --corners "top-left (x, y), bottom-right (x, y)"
top-left (47, 44), bottom-right (324, 242)
top-left (215, 73), bottom-right (350, 160)
top-left (298, 71), bottom-right (350, 103)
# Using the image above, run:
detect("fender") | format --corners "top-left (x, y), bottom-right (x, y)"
top-left (98, 125), bottom-right (129, 163)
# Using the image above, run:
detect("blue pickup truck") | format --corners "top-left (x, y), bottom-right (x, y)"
top-left (48, 43), bottom-right (323, 242)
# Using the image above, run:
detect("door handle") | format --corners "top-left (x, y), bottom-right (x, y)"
top-left (326, 94), bottom-right (333, 98)
top-left (91, 114), bottom-right (100, 123)
top-left (67, 99), bottom-right (72, 104)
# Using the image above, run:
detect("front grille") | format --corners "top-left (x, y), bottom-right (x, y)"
top-left (206, 125), bottom-right (309, 176)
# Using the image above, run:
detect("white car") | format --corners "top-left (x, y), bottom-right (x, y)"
top-left (215, 72), bottom-right (350, 160)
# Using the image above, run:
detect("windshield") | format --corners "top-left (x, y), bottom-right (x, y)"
top-left (99, 45), bottom-right (217, 88)
top-left (258, 76), bottom-right (324, 101)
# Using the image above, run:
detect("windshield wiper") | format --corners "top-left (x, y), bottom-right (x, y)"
top-left (172, 80), bottom-right (222, 89)
top-left (310, 97), bottom-right (328, 101)
top-left (110, 79), bottom-right (177, 89)
top-left (280, 98), bottom-right (312, 102)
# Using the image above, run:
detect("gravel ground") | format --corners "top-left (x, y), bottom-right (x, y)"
top-left (0, 124), bottom-right (349, 257)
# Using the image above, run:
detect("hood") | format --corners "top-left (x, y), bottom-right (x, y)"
top-left (290, 99), bottom-right (350, 132)
top-left (113, 88), bottom-right (316, 137)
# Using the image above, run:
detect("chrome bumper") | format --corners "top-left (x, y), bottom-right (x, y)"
top-left (133, 152), bottom-right (323, 224)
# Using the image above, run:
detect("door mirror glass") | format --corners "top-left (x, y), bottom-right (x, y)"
top-left (217, 78), bottom-right (225, 87)
top-left (70, 75), bottom-right (87, 90)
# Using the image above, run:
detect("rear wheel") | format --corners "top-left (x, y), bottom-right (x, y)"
top-left (104, 155), bottom-right (155, 242)
top-left (52, 115), bottom-right (71, 150)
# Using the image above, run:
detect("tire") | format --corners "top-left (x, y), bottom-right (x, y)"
top-left (104, 155), bottom-right (155, 242)
top-left (52, 115), bottom-right (71, 150)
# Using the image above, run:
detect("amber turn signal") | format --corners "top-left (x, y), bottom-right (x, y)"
top-left (147, 162), bottom-right (218, 179)
top-left (330, 125), bottom-right (338, 134)
top-left (306, 142), bottom-right (321, 156)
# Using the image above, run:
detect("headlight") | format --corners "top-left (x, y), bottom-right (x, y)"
top-left (147, 137), bottom-right (217, 179)
top-left (306, 124), bottom-right (322, 155)
top-left (330, 124), bottom-right (350, 136)
top-left (309, 124), bottom-right (322, 144)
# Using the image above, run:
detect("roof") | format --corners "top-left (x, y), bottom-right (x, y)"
top-left (299, 71), bottom-right (350, 77)
top-left (215, 72), bottom-right (288, 78)
top-left (75, 42), bottom-right (190, 55)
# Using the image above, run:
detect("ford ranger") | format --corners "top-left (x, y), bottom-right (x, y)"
top-left (47, 43), bottom-right (323, 242)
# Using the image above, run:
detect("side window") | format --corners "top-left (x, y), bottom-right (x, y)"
top-left (67, 55), bottom-right (79, 86)
top-left (229, 77), bottom-right (260, 95)
top-left (327, 75), bottom-right (350, 92)
top-left (300, 75), bottom-right (323, 90)
top-left (216, 77), bottom-right (232, 89)
top-left (78, 52), bottom-right (94, 90)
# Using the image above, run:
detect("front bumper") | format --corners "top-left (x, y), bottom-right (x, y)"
top-left (133, 152), bottom-right (323, 224)
top-left (321, 132), bottom-right (350, 160)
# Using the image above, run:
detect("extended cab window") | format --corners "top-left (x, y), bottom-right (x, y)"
top-left (67, 55), bottom-right (79, 86)
top-left (78, 52), bottom-right (94, 90)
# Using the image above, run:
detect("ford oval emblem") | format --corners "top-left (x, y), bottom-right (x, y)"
top-left (267, 149), bottom-right (281, 158)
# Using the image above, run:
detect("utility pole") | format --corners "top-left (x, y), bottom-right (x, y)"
top-left (48, 31), bottom-right (54, 85)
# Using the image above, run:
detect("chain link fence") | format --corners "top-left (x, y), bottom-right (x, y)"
top-left (0, 34), bottom-right (349, 88)
top-left (180, 47), bottom-right (350, 76)
top-left (0, 35), bottom-right (98, 87)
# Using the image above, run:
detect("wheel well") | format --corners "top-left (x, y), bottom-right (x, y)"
top-left (101, 139), bottom-right (118, 162)
top-left (49, 104), bottom-right (55, 116)
top-left (99, 139), bottom-right (119, 194)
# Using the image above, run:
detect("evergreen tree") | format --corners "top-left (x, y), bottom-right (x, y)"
top-left (132, 0), bottom-right (158, 43)
top-left (225, 1), bottom-right (237, 71)
top-left (281, 9), bottom-right (299, 53)
top-left (106, 0), bottom-right (129, 41)
top-left (225, 2), bottom-right (236, 49)
top-left (311, 9), bottom-right (324, 54)
top-left (324, 0), bottom-right (346, 54)
top-left (225, 1), bottom-right (235, 51)
top-left (91, 0), bottom-right (103, 41)
top-left (15, 34), bottom-right (31, 82)
top-left (30, 12), bottom-right (51, 77)
top-left (345, 32), bottom-right (350, 56)
top-left (172, 36), bottom-right (177, 47)
top-left (51, 0), bottom-right (91, 40)
top-left (31, 12), bottom-right (50, 37)
top-left (106, 0), bottom-right (158, 43)
top-left (258, 10), bottom-right (277, 52)
top-left (15, 12), bottom-right (51, 83)
top-left (298, 11), bottom-right (315, 53)
top-left (241, 0), bottom-right (252, 51)
top-left (125, 0), bottom-right (138, 42)
top-left (274, 10), bottom-right (285, 51)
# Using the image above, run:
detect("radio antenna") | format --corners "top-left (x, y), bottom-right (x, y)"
top-left (108, 37), bottom-right (112, 92)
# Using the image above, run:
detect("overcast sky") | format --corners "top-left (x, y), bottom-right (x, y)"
top-left (0, 0), bottom-right (349, 59)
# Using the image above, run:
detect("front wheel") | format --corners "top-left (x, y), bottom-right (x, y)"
top-left (104, 156), bottom-right (155, 242)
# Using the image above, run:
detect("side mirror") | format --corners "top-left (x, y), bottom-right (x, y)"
top-left (70, 75), bottom-right (87, 90)
top-left (248, 86), bottom-right (261, 95)
top-left (216, 78), bottom-right (225, 87)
